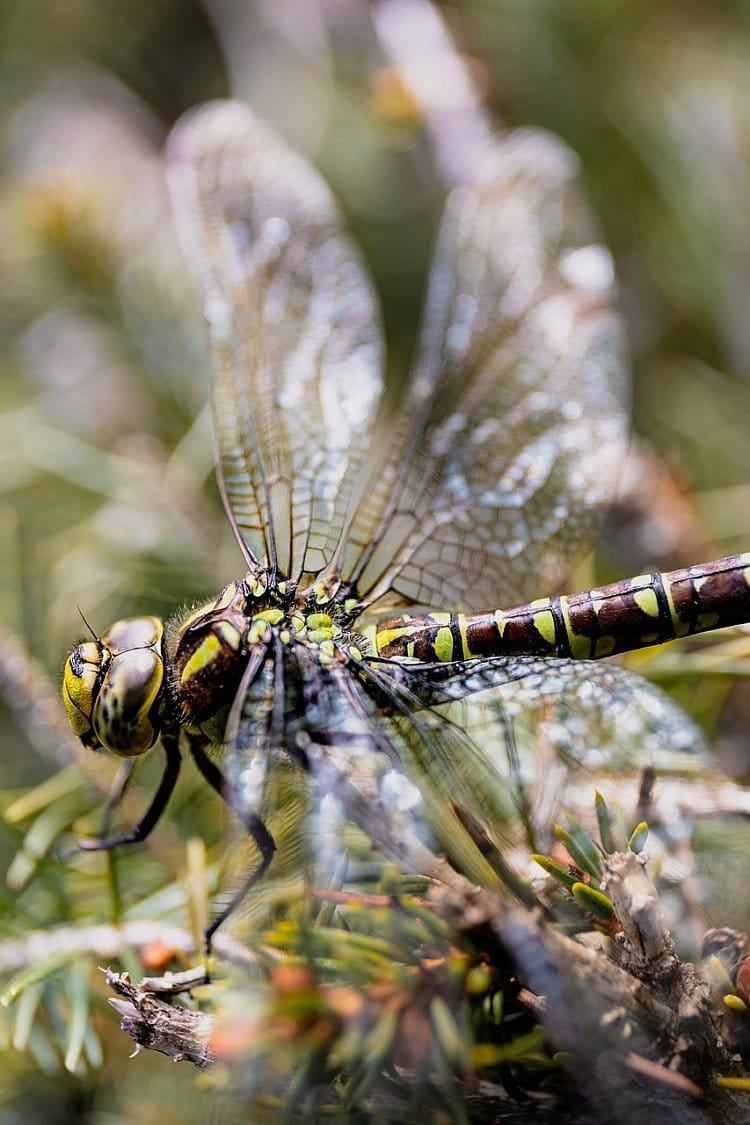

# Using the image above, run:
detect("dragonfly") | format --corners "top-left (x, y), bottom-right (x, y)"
top-left (61, 99), bottom-right (750, 945)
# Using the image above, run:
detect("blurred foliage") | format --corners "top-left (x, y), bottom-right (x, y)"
top-left (2, 0), bottom-right (750, 1121)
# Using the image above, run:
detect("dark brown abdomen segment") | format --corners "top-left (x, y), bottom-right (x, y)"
top-left (371, 553), bottom-right (750, 662)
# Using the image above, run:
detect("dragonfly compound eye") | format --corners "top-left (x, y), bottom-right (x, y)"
top-left (62, 616), bottom-right (165, 757)
top-left (62, 641), bottom-right (105, 746)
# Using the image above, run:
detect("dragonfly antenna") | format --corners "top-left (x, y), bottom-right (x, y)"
top-left (76, 606), bottom-right (98, 640)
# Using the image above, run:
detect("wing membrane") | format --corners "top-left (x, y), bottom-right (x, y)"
top-left (340, 130), bottom-right (629, 610)
top-left (394, 654), bottom-right (708, 850)
top-left (224, 640), bottom-right (523, 902)
top-left (167, 100), bottom-right (384, 581)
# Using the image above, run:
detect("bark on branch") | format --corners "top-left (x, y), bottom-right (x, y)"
top-left (433, 852), bottom-right (749, 1125)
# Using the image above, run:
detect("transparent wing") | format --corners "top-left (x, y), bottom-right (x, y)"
top-left (340, 129), bottom-right (629, 611)
top-left (223, 643), bottom-right (528, 930)
top-left (167, 100), bottom-right (384, 581)
top-left (223, 643), bottom-right (711, 930)
top-left (396, 655), bottom-right (710, 855)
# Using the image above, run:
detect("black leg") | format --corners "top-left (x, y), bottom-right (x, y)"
top-left (188, 740), bottom-right (276, 950)
top-left (77, 735), bottom-right (181, 852)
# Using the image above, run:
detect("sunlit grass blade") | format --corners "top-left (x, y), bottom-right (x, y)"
top-left (63, 959), bottom-right (91, 1072)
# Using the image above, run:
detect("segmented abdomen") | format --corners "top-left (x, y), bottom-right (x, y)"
top-left (368, 553), bottom-right (750, 662)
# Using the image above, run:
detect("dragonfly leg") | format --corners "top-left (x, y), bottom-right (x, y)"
top-left (98, 758), bottom-right (136, 838)
top-left (187, 740), bottom-right (276, 950)
top-left (76, 735), bottom-right (181, 852)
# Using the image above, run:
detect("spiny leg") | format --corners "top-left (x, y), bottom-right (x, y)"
top-left (76, 734), bottom-right (181, 852)
top-left (188, 739), bottom-right (276, 951)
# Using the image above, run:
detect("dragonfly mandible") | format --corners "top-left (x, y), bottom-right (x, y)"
top-left (61, 100), bottom-right (750, 944)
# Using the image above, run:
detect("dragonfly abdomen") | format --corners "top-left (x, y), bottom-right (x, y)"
top-left (368, 554), bottom-right (750, 662)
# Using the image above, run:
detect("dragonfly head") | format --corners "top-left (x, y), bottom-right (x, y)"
top-left (62, 616), bottom-right (165, 757)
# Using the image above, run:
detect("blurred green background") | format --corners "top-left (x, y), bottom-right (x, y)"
top-left (1, 0), bottom-right (750, 1120)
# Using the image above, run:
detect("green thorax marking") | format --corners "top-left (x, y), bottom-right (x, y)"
top-left (168, 574), bottom-right (364, 734)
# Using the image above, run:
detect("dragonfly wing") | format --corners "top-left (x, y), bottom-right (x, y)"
top-left (288, 650), bottom-right (514, 891)
top-left (396, 656), bottom-right (709, 852)
top-left (333, 659), bottom-right (522, 890)
top-left (167, 100), bottom-right (384, 581)
top-left (341, 129), bottom-right (629, 610)
top-left (224, 644), bottom-right (524, 918)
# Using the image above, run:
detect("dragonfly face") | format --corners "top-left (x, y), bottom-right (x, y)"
top-left (62, 616), bottom-right (165, 756)
top-left (61, 98), bottom-right (749, 942)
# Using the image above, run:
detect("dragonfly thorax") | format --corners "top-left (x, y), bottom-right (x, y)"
top-left (167, 575), bottom-right (363, 741)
